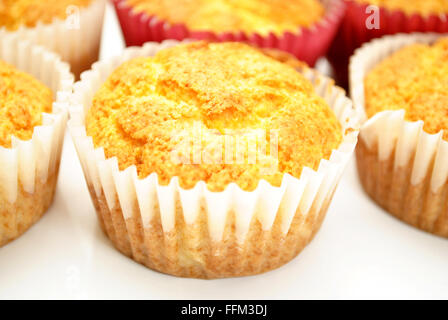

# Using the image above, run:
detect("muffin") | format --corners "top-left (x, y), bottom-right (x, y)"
top-left (113, 0), bottom-right (346, 66)
top-left (328, 0), bottom-right (448, 88)
top-left (69, 40), bottom-right (359, 279)
top-left (350, 33), bottom-right (448, 237)
top-left (0, 35), bottom-right (73, 247)
top-left (125, 0), bottom-right (325, 35)
top-left (0, 0), bottom-right (106, 78)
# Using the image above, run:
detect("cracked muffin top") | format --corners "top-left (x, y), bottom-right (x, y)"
top-left (364, 38), bottom-right (448, 141)
top-left (0, 0), bottom-right (92, 31)
top-left (355, 0), bottom-right (448, 16)
top-left (125, 0), bottom-right (325, 36)
top-left (0, 60), bottom-right (52, 148)
top-left (86, 41), bottom-right (342, 192)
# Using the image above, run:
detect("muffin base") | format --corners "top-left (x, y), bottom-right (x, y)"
top-left (87, 182), bottom-right (334, 279)
top-left (0, 171), bottom-right (59, 247)
top-left (356, 139), bottom-right (448, 238)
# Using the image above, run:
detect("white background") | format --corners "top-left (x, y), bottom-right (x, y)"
top-left (1, 3), bottom-right (447, 300)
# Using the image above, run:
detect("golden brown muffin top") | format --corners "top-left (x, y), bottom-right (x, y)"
top-left (126, 0), bottom-right (325, 35)
top-left (87, 42), bottom-right (342, 192)
top-left (0, 0), bottom-right (92, 31)
top-left (355, 0), bottom-right (448, 16)
top-left (364, 38), bottom-right (448, 141)
top-left (0, 60), bottom-right (53, 148)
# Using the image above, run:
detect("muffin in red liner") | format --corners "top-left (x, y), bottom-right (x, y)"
top-left (113, 0), bottom-right (346, 66)
top-left (328, 0), bottom-right (448, 88)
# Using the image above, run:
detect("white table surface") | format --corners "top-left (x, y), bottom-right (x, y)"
top-left (1, 3), bottom-right (448, 300)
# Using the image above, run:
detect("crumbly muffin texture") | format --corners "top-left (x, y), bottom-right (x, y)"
top-left (356, 0), bottom-right (448, 16)
top-left (364, 38), bottom-right (448, 141)
top-left (87, 42), bottom-right (342, 192)
top-left (0, 60), bottom-right (52, 148)
top-left (126, 0), bottom-right (325, 35)
top-left (0, 0), bottom-right (92, 31)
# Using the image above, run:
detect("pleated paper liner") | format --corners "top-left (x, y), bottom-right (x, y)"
top-left (0, 34), bottom-right (74, 247)
top-left (0, 0), bottom-right (106, 79)
top-left (112, 0), bottom-right (346, 67)
top-left (350, 33), bottom-right (448, 238)
top-left (68, 40), bottom-right (360, 279)
top-left (328, 0), bottom-right (448, 89)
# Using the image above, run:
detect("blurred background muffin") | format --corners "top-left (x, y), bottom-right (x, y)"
top-left (357, 0), bottom-right (448, 16)
top-left (0, 0), bottom-right (106, 78)
top-left (113, 0), bottom-right (346, 66)
top-left (0, 0), bottom-right (91, 30)
top-left (328, 0), bottom-right (448, 89)
top-left (125, 0), bottom-right (325, 35)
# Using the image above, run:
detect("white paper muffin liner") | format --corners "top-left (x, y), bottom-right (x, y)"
top-left (0, 0), bottom-right (106, 78)
top-left (350, 33), bottom-right (448, 237)
top-left (68, 40), bottom-right (360, 278)
top-left (0, 34), bottom-right (74, 246)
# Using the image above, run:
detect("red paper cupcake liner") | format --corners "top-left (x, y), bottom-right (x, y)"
top-left (113, 0), bottom-right (346, 66)
top-left (328, 0), bottom-right (448, 88)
